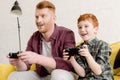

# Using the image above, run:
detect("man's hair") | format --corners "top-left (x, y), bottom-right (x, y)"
top-left (36, 0), bottom-right (56, 13)
top-left (77, 13), bottom-right (99, 28)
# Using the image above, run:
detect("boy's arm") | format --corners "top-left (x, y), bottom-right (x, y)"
top-left (70, 56), bottom-right (86, 77)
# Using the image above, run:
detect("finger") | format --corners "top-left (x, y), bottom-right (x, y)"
top-left (63, 55), bottom-right (69, 58)
top-left (11, 57), bottom-right (19, 60)
top-left (21, 58), bottom-right (28, 62)
top-left (79, 49), bottom-right (84, 53)
top-left (19, 55), bottom-right (28, 61)
top-left (82, 44), bottom-right (88, 49)
top-left (63, 52), bottom-right (69, 56)
top-left (63, 57), bottom-right (68, 60)
top-left (18, 51), bottom-right (27, 56)
top-left (6, 54), bottom-right (10, 58)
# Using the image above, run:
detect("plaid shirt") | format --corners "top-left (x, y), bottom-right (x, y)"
top-left (76, 38), bottom-right (113, 80)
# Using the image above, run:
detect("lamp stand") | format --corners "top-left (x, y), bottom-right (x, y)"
top-left (17, 17), bottom-right (21, 51)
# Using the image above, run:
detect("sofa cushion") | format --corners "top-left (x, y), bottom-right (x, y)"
top-left (0, 63), bottom-right (36, 80)
top-left (110, 41), bottom-right (120, 75)
top-left (114, 49), bottom-right (120, 69)
top-left (114, 75), bottom-right (120, 80)
top-left (116, 71), bottom-right (120, 76)
top-left (0, 64), bottom-right (15, 80)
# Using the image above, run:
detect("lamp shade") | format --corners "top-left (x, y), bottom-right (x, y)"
top-left (11, 1), bottom-right (22, 16)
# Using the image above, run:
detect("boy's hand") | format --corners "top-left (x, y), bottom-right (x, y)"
top-left (63, 49), bottom-right (76, 63)
top-left (78, 44), bottom-right (90, 57)
top-left (63, 49), bottom-right (69, 60)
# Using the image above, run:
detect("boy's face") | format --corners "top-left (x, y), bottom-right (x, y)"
top-left (77, 20), bottom-right (98, 42)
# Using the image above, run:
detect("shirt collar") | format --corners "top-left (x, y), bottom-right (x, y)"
top-left (84, 37), bottom-right (99, 47)
top-left (39, 24), bottom-right (58, 41)
top-left (49, 24), bottom-right (58, 40)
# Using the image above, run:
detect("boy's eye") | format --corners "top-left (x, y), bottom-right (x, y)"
top-left (41, 15), bottom-right (45, 18)
top-left (85, 25), bottom-right (88, 28)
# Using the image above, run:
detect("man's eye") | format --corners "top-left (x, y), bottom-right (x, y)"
top-left (78, 26), bottom-right (82, 29)
top-left (35, 16), bottom-right (38, 19)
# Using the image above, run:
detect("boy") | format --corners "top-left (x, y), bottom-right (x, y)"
top-left (64, 13), bottom-right (113, 80)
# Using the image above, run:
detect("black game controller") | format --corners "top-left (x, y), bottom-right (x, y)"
top-left (65, 46), bottom-right (81, 59)
top-left (9, 51), bottom-right (20, 58)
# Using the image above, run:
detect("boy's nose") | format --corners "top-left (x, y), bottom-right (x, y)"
top-left (81, 27), bottom-right (85, 31)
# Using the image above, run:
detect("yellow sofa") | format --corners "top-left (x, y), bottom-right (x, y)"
top-left (0, 41), bottom-right (120, 80)
top-left (110, 41), bottom-right (120, 80)
top-left (0, 64), bottom-right (36, 80)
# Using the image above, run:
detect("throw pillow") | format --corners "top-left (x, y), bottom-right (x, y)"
top-left (114, 49), bottom-right (120, 69)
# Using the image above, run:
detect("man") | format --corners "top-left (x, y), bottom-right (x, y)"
top-left (8, 1), bottom-right (75, 80)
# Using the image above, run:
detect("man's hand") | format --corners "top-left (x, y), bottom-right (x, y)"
top-left (7, 54), bottom-right (21, 66)
top-left (18, 51), bottom-right (40, 64)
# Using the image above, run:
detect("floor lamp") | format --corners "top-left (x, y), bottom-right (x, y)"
top-left (9, 0), bottom-right (22, 58)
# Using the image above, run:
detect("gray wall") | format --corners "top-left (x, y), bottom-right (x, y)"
top-left (0, 0), bottom-right (120, 63)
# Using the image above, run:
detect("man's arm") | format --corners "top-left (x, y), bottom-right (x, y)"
top-left (8, 57), bottom-right (27, 71)
top-left (18, 51), bottom-right (56, 69)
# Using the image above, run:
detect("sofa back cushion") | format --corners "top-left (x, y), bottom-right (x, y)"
top-left (114, 49), bottom-right (120, 69)
top-left (110, 41), bottom-right (120, 75)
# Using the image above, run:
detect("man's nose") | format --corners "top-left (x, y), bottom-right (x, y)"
top-left (36, 16), bottom-right (42, 23)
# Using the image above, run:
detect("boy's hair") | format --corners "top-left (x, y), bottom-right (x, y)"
top-left (36, 1), bottom-right (56, 13)
top-left (77, 13), bottom-right (99, 28)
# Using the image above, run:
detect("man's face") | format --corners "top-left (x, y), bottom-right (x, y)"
top-left (35, 8), bottom-right (56, 33)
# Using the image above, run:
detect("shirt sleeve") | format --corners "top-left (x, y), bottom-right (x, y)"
top-left (96, 41), bottom-right (112, 73)
top-left (54, 29), bottom-right (76, 71)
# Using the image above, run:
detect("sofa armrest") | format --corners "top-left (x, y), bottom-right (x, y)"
top-left (0, 64), bottom-right (36, 80)
top-left (0, 64), bottom-right (16, 80)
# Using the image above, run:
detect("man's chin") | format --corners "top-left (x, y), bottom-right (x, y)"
top-left (38, 30), bottom-right (46, 33)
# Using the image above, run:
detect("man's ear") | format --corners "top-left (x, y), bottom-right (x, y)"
top-left (53, 15), bottom-right (56, 21)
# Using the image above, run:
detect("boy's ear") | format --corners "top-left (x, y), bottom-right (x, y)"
top-left (94, 26), bottom-right (98, 34)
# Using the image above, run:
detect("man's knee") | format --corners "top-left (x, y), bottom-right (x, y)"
top-left (51, 69), bottom-right (74, 80)
top-left (8, 71), bottom-right (40, 80)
